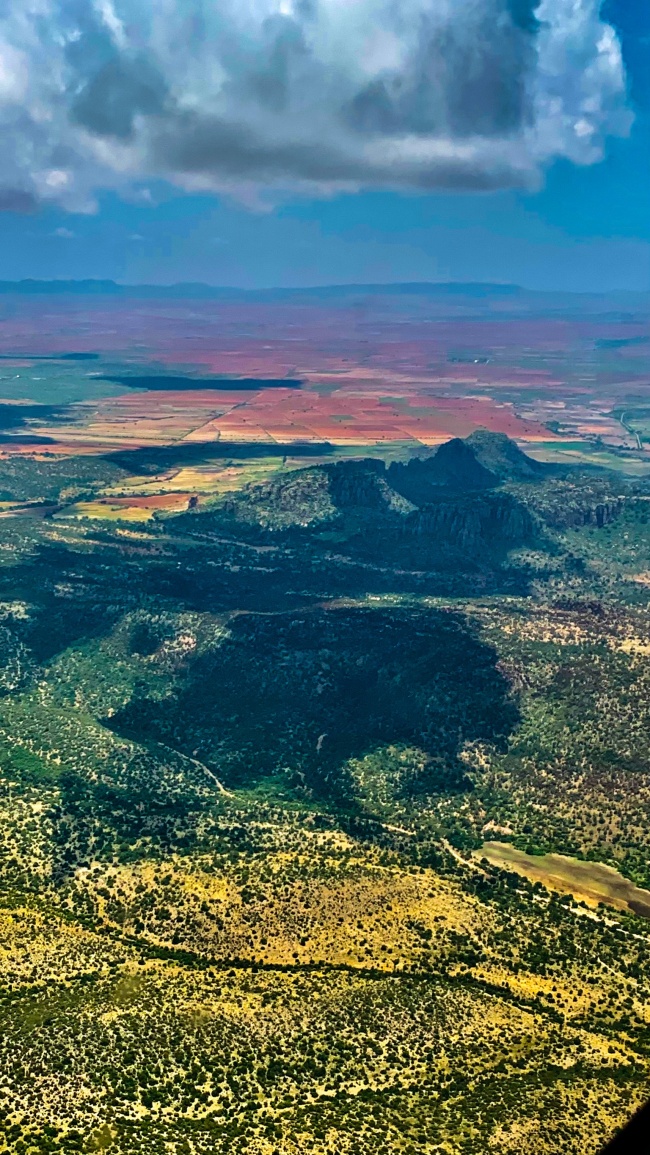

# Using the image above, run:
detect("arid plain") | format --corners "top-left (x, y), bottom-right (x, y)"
top-left (0, 284), bottom-right (648, 522)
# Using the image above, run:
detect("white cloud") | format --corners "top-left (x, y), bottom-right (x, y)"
top-left (0, 39), bottom-right (27, 102)
top-left (0, 0), bottom-right (631, 211)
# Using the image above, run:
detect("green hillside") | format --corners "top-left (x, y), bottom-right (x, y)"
top-left (0, 433), bottom-right (649, 1154)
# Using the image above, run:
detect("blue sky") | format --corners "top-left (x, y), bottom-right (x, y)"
top-left (0, 0), bottom-right (647, 291)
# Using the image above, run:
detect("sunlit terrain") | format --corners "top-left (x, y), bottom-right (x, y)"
top-left (0, 285), bottom-right (649, 1155)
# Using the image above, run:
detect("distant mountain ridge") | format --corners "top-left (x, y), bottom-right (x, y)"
top-left (0, 280), bottom-right (648, 304)
top-left (1, 282), bottom-right (647, 320)
top-left (0, 279), bottom-right (523, 299)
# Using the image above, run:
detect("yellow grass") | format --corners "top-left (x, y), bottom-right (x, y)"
top-left (69, 502), bottom-right (154, 522)
top-left (474, 841), bottom-right (650, 915)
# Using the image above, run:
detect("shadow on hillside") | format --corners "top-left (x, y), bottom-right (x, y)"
top-left (106, 606), bottom-right (520, 806)
top-left (102, 440), bottom-right (335, 475)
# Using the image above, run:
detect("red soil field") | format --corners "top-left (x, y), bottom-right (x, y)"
top-left (0, 291), bottom-right (646, 460)
top-left (16, 385), bottom-right (552, 456)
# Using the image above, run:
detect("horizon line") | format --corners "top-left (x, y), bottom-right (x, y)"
top-left (0, 278), bottom-right (647, 298)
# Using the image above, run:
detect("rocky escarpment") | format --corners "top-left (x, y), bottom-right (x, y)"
top-left (561, 498), bottom-right (625, 530)
top-left (327, 459), bottom-right (415, 515)
top-left (219, 459), bottom-right (416, 531)
top-left (221, 467), bottom-right (336, 529)
top-left (198, 435), bottom-right (545, 565)
top-left (530, 480), bottom-right (626, 530)
top-left (408, 491), bottom-right (536, 552)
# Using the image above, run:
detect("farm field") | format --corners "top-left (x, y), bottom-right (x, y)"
top-left (0, 284), bottom-right (648, 520)
top-left (474, 843), bottom-right (650, 916)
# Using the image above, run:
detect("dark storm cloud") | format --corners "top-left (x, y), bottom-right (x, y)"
top-left (152, 109), bottom-right (525, 191)
top-left (0, 0), bottom-right (632, 207)
top-left (346, 0), bottom-right (541, 139)
top-left (71, 55), bottom-right (168, 141)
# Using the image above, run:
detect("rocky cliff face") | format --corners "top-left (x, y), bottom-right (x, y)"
top-left (210, 435), bottom-right (544, 563)
top-left (532, 485), bottom-right (626, 530)
top-left (408, 492), bottom-right (536, 553)
top-left (327, 460), bottom-right (415, 515)
top-left (222, 468), bottom-right (336, 529)
top-left (568, 500), bottom-right (625, 529)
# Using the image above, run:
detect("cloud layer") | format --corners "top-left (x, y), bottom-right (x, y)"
top-left (0, 0), bottom-right (631, 209)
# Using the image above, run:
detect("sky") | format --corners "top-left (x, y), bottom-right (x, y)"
top-left (0, 0), bottom-right (647, 291)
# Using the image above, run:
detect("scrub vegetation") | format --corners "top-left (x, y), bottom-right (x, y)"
top-left (0, 432), bottom-right (649, 1154)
